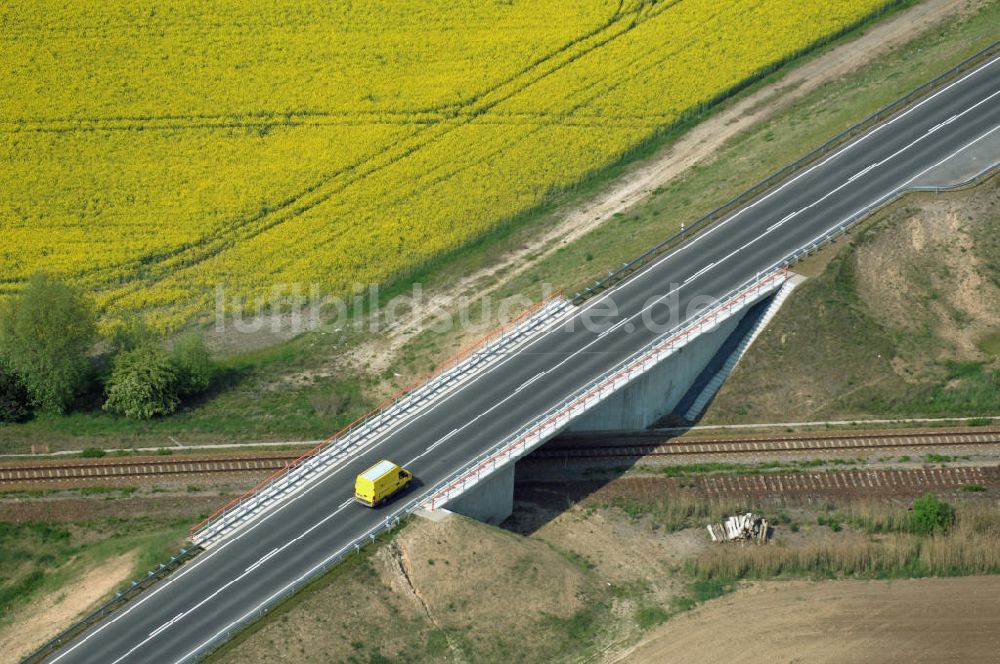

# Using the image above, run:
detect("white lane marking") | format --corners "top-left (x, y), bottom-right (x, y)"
top-left (244, 547), bottom-right (280, 574)
top-left (515, 372), bottom-right (546, 392)
top-left (766, 209), bottom-right (803, 232)
top-left (928, 113), bottom-right (959, 134)
top-left (426, 429), bottom-right (459, 454)
top-left (901, 122), bottom-right (1000, 188)
top-left (597, 319), bottom-right (627, 339)
top-left (410, 426), bottom-right (463, 462)
top-left (56, 59), bottom-right (1000, 664)
top-left (847, 164), bottom-right (876, 182)
top-left (683, 262), bottom-right (715, 284)
top-left (147, 614), bottom-right (184, 639)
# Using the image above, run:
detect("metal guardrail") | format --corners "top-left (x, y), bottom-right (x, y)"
top-left (427, 269), bottom-right (790, 509)
top-left (190, 291), bottom-right (570, 545)
top-left (572, 39), bottom-right (1000, 305)
top-left (21, 546), bottom-right (200, 664)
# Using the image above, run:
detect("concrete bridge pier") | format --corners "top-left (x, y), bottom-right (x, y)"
top-left (565, 310), bottom-right (746, 432)
top-left (437, 278), bottom-right (799, 526)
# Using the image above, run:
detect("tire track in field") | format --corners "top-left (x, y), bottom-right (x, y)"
top-left (0, 112), bottom-right (672, 134)
top-left (76, 1), bottom-right (688, 310)
top-left (264, 0), bottom-right (906, 279)
top-left (313, 0), bottom-right (866, 265)
top-left (312, 5), bottom-right (714, 259)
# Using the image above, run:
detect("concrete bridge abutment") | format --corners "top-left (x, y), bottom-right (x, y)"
top-left (439, 278), bottom-right (800, 527)
top-left (565, 311), bottom-right (745, 432)
top-left (444, 462), bottom-right (515, 526)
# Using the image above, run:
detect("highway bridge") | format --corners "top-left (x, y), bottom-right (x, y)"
top-left (43, 51), bottom-right (1000, 664)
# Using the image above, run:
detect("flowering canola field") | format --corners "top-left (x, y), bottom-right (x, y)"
top-left (0, 0), bottom-right (893, 329)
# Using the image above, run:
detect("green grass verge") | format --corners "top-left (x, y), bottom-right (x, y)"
top-left (0, 515), bottom-right (193, 634)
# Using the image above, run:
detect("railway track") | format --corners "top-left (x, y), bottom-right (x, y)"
top-left (697, 465), bottom-right (1000, 495)
top-left (0, 455), bottom-right (301, 485)
top-left (531, 428), bottom-right (1000, 459)
top-left (2, 428), bottom-right (998, 486)
top-left (520, 465), bottom-right (1000, 501)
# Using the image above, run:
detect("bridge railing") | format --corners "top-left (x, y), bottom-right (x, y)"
top-left (427, 267), bottom-right (790, 510)
top-left (189, 290), bottom-right (569, 546)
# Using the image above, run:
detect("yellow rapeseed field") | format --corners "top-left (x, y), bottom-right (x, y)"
top-left (0, 0), bottom-right (894, 329)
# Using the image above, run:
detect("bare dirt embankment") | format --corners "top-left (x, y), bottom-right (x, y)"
top-left (0, 551), bottom-right (136, 663)
top-left (705, 174), bottom-right (1000, 425)
top-left (212, 515), bottom-right (605, 664)
top-left (615, 576), bottom-right (1000, 664)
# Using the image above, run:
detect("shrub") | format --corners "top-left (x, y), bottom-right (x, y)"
top-left (101, 327), bottom-right (214, 420)
top-left (106, 317), bottom-right (156, 355)
top-left (908, 494), bottom-right (954, 535)
top-left (635, 605), bottom-right (670, 629)
top-left (0, 365), bottom-right (31, 423)
top-left (81, 447), bottom-right (106, 458)
top-left (0, 272), bottom-right (97, 413)
top-left (170, 330), bottom-right (214, 396)
top-left (103, 346), bottom-right (180, 419)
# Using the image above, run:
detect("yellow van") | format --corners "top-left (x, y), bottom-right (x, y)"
top-left (354, 460), bottom-right (413, 507)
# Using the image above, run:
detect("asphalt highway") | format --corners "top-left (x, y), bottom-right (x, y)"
top-left (48, 54), bottom-right (1000, 664)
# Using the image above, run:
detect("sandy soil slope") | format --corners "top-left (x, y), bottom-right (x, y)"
top-left (612, 575), bottom-right (1000, 664)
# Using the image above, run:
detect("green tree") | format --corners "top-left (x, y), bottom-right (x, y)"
top-left (170, 330), bottom-right (214, 396)
top-left (106, 316), bottom-right (156, 356)
top-left (0, 272), bottom-right (97, 413)
top-left (908, 494), bottom-right (955, 535)
top-left (0, 365), bottom-right (31, 423)
top-left (103, 346), bottom-right (180, 419)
